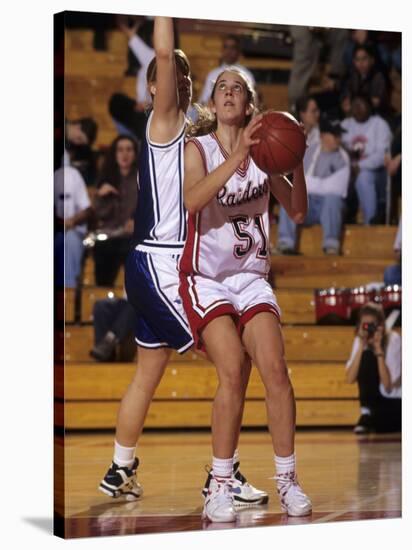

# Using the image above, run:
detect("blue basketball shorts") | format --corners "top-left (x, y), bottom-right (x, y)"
top-left (125, 249), bottom-right (194, 353)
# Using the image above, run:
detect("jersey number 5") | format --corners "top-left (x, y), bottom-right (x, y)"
top-left (229, 214), bottom-right (268, 259)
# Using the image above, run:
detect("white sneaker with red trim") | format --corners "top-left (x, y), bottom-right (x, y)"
top-left (275, 473), bottom-right (312, 517)
top-left (202, 476), bottom-right (236, 522)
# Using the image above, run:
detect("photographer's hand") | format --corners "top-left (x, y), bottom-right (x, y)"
top-left (373, 326), bottom-right (384, 355)
top-left (357, 327), bottom-right (368, 347)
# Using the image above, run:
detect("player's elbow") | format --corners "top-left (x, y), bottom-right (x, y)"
top-left (382, 380), bottom-right (392, 393)
top-left (184, 194), bottom-right (201, 216)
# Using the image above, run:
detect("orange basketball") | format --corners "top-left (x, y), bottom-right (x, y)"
top-left (250, 111), bottom-right (306, 175)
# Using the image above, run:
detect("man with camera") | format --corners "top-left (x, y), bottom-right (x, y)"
top-left (345, 302), bottom-right (401, 434)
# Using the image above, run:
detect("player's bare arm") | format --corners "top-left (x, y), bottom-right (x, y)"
top-left (150, 17), bottom-right (184, 143)
top-left (269, 162), bottom-right (308, 223)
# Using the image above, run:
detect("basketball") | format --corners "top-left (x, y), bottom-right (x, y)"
top-left (250, 111), bottom-right (306, 175)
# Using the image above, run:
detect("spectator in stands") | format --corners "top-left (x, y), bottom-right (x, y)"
top-left (340, 44), bottom-right (390, 118)
top-left (64, 117), bottom-right (98, 186)
top-left (296, 95), bottom-right (321, 170)
top-left (341, 94), bottom-right (392, 224)
top-left (90, 295), bottom-right (136, 362)
top-left (92, 135), bottom-right (138, 286)
top-left (54, 164), bottom-right (92, 288)
top-left (109, 18), bottom-right (155, 141)
top-left (288, 26), bottom-right (348, 111)
top-left (345, 302), bottom-right (401, 434)
top-left (197, 34), bottom-right (255, 104)
top-left (121, 16), bottom-right (155, 82)
top-left (276, 117), bottom-right (350, 255)
top-left (384, 217), bottom-right (401, 286)
top-left (342, 30), bottom-right (391, 77)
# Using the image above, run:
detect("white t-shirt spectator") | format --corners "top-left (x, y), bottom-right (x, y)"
top-left (345, 331), bottom-right (401, 398)
top-left (54, 166), bottom-right (91, 235)
top-left (305, 145), bottom-right (350, 198)
top-left (198, 63), bottom-right (256, 104)
top-left (128, 34), bottom-right (155, 105)
top-left (341, 115), bottom-right (392, 170)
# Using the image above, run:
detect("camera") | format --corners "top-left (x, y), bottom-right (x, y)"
top-left (362, 321), bottom-right (377, 337)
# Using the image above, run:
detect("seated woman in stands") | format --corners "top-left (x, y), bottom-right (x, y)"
top-left (92, 135), bottom-right (139, 286)
top-left (345, 302), bottom-right (401, 434)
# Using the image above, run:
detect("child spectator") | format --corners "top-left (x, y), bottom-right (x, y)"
top-left (92, 135), bottom-right (139, 286)
top-left (341, 94), bottom-right (392, 224)
top-left (345, 302), bottom-right (401, 434)
top-left (277, 117), bottom-right (350, 255)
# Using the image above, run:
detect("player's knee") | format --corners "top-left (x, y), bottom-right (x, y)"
top-left (218, 364), bottom-right (244, 394)
top-left (261, 357), bottom-right (290, 390)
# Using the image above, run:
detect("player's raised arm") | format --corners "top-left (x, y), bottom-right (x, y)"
top-left (150, 17), bottom-right (182, 142)
top-left (269, 162), bottom-right (308, 224)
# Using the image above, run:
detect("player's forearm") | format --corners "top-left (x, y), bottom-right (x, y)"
top-left (289, 163), bottom-right (308, 222)
top-left (154, 17), bottom-right (174, 57)
top-left (345, 339), bottom-right (364, 383)
top-left (376, 355), bottom-right (392, 392)
top-left (184, 152), bottom-right (244, 214)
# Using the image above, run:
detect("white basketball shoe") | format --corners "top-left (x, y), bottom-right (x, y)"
top-left (202, 476), bottom-right (236, 522)
top-left (275, 473), bottom-right (312, 516)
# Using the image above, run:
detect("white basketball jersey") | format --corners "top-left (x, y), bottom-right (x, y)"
top-left (180, 132), bottom-right (271, 279)
top-left (133, 111), bottom-right (187, 254)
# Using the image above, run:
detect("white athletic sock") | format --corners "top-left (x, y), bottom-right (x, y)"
top-left (113, 440), bottom-right (136, 468)
top-left (274, 452), bottom-right (296, 480)
top-left (212, 456), bottom-right (233, 478)
top-left (233, 448), bottom-right (240, 465)
top-left (361, 407), bottom-right (372, 415)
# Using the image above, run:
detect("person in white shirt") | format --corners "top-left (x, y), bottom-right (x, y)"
top-left (119, 17), bottom-right (155, 109)
top-left (277, 117), bottom-right (350, 255)
top-left (345, 302), bottom-right (401, 434)
top-left (108, 18), bottom-right (155, 141)
top-left (54, 165), bottom-right (92, 288)
top-left (197, 34), bottom-right (255, 105)
top-left (341, 93), bottom-right (392, 224)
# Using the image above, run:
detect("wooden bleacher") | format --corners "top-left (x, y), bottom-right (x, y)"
top-left (59, 223), bottom-right (398, 430)
top-left (60, 29), bottom-right (400, 431)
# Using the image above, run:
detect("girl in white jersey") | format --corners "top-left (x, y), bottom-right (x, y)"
top-left (180, 68), bottom-right (312, 522)
top-left (99, 18), bottom-right (267, 508)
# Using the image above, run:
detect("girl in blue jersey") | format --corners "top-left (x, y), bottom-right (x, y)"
top-left (99, 17), bottom-right (267, 509)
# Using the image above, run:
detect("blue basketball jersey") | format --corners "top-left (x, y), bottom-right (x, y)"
top-left (133, 111), bottom-right (187, 254)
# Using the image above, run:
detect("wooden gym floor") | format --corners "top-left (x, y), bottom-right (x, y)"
top-left (57, 429), bottom-right (401, 538)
